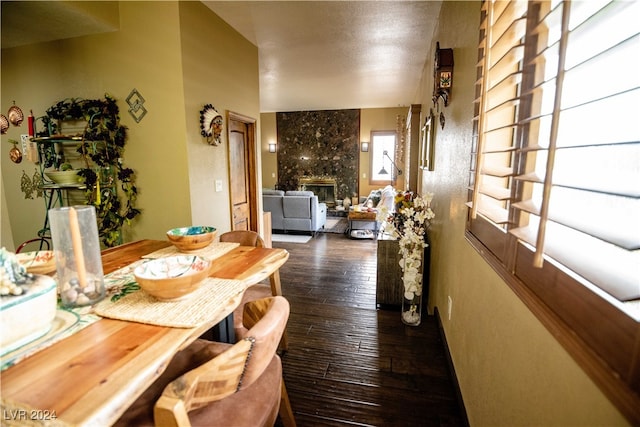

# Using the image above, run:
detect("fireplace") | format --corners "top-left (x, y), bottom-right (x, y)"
top-left (299, 177), bottom-right (337, 207)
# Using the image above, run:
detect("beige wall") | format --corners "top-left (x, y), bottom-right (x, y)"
top-left (260, 107), bottom-right (408, 198)
top-left (1, 1), bottom-right (260, 249)
top-left (359, 107), bottom-right (408, 198)
top-left (178, 1), bottom-right (261, 233)
top-left (2, 1), bottom-right (628, 424)
top-left (260, 112), bottom-right (278, 190)
top-left (418, 1), bottom-right (628, 425)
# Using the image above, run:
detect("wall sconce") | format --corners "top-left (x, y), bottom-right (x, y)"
top-left (432, 42), bottom-right (454, 108)
top-left (268, 143), bottom-right (277, 153)
top-left (378, 150), bottom-right (403, 181)
top-left (361, 142), bottom-right (369, 152)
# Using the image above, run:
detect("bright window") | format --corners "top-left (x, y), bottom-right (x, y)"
top-left (468, 1), bottom-right (640, 422)
top-left (370, 131), bottom-right (398, 185)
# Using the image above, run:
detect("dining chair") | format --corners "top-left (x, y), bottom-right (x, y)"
top-left (15, 237), bottom-right (51, 253)
top-left (219, 230), bottom-right (265, 248)
top-left (114, 296), bottom-right (296, 427)
top-left (219, 230), bottom-right (289, 351)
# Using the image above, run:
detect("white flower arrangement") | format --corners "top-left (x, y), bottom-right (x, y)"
top-left (377, 191), bottom-right (435, 324)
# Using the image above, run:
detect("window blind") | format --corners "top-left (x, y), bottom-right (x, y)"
top-left (468, 2), bottom-right (640, 420)
top-left (470, 0), bottom-right (640, 302)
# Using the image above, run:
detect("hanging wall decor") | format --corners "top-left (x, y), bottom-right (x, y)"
top-left (0, 114), bottom-right (8, 134)
top-left (199, 104), bottom-right (223, 146)
top-left (419, 110), bottom-right (437, 171)
top-left (432, 42), bottom-right (454, 107)
top-left (432, 42), bottom-right (454, 130)
top-left (126, 89), bottom-right (147, 123)
top-left (8, 139), bottom-right (22, 163)
top-left (8, 102), bottom-right (24, 126)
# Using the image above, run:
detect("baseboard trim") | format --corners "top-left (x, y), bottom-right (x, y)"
top-left (434, 306), bottom-right (470, 427)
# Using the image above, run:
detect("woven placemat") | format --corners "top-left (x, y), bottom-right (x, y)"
top-left (143, 241), bottom-right (239, 260)
top-left (94, 277), bottom-right (246, 328)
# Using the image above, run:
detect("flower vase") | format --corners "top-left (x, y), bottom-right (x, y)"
top-left (400, 248), bottom-right (424, 326)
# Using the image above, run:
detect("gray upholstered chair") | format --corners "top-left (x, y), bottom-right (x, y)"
top-left (262, 189), bottom-right (286, 231)
top-left (282, 190), bottom-right (327, 234)
top-left (114, 297), bottom-right (296, 427)
top-left (262, 189), bottom-right (327, 235)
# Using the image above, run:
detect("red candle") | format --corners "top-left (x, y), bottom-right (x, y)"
top-left (28, 110), bottom-right (34, 137)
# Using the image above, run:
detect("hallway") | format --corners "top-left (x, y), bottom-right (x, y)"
top-left (273, 232), bottom-right (466, 426)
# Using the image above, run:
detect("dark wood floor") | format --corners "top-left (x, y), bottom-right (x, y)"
top-left (272, 232), bottom-right (466, 427)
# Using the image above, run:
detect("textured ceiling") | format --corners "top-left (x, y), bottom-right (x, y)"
top-left (1, 1), bottom-right (120, 49)
top-left (1, 1), bottom-right (442, 113)
top-left (205, 1), bottom-right (442, 112)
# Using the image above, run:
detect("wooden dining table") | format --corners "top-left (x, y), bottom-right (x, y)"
top-left (0, 239), bottom-right (289, 427)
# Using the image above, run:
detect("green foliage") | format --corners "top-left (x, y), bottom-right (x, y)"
top-left (110, 281), bottom-right (140, 302)
top-left (41, 95), bottom-right (141, 247)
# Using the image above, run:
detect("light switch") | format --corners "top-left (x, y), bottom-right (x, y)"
top-left (215, 179), bottom-right (223, 192)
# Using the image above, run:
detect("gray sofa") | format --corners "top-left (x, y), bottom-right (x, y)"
top-left (263, 189), bottom-right (327, 235)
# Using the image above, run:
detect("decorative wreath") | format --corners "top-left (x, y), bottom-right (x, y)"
top-left (199, 104), bottom-right (223, 146)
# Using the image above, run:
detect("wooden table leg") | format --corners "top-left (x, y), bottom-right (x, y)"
top-left (269, 271), bottom-right (283, 296)
top-left (270, 271), bottom-right (289, 351)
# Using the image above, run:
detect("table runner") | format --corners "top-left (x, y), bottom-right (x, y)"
top-left (94, 277), bottom-right (246, 328)
top-left (142, 241), bottom-right (239, 260)
top-left (96, 241), bottom-right (245, 327)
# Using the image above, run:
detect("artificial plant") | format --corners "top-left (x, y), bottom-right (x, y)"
top-left (38, 95), bottom-right (141, 247)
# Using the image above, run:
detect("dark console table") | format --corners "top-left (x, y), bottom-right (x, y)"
top-left (376, 236), bottom-right (430, 309)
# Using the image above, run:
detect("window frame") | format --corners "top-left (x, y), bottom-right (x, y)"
top-left (369, 130), bottom-right (399, 186)
top-left (466, 1), bottom-right (640, 423)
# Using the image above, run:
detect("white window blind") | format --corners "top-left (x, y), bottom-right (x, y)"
top-left (470, 0), bottom-right (640, 304)
top-left (469, 3), bottom-right (640, 418)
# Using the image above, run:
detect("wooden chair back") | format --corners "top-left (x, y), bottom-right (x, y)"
top-left (16, 237), bottom-right (51, 253)
top-left (219, 230), bottom-right (265, 248)
top-left (153, 296), bottom-right (290, 426)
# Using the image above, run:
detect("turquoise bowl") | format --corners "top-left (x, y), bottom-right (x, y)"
top-left (166, 226), bottom-right (217, 252)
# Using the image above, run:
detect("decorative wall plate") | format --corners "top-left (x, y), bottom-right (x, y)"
top-left (10, 145), bottom-right (22, 163)
top-left (8, 103), bottom-right (24, 126)
top-left (199, 104), bottom-right (223, 146)
top-left (0, 114), bottom-right (8, 134)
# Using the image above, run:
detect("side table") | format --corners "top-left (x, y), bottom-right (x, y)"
top-left (347, 210), bottom-right (379, 239)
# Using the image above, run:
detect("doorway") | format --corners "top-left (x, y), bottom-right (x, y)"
top-left (227, 111), bottom-right (258, 231)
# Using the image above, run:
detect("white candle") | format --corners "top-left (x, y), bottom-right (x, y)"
top-left (69, 207), bottom-right (88, 289)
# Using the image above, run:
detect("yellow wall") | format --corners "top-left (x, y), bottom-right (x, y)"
top-left (260, 112), bottom-right (278, 189)
top-left (1, 2), bottom-right (628, 424)
top-left (418, 1), bottom-right (628, 425)
top-left (178, 1), bottom-right (260, 232)
top-left (260, 107), bottom-right (408, 198)
top-left (1, 1), bottom-right (260, 249)
top-left (359, 107), bottom-right (408, 198)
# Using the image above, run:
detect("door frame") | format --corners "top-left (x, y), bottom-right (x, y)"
top-left (227, 110), bottom-right (259, 232)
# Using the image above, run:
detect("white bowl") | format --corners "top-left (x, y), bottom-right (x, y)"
top-left (134, 255), bottom-right (211, 301)
top-left (1, 275), bottom-right (57, 355)
top-left (44, 170), bottom-right (81, 185)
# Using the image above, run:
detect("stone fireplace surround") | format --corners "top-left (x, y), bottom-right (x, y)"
top-left (276, 109), bottom-right (360, 202)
